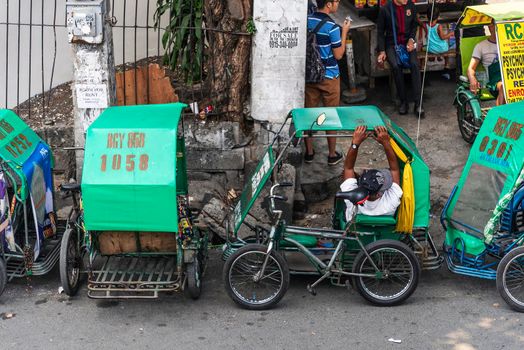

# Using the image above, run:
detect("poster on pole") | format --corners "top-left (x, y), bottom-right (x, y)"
top-left (496, 21), bottom-right (524, 104)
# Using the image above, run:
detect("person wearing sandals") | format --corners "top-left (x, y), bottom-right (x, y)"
top-left (377, 0), bottom-right (424, 117)
top-left (305, 0), bottom-right (351, 166)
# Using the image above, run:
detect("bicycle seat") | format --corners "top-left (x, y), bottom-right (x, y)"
top-left (60, 183), bottom-right (81, 192)
top-left (335, 188), bottom-right (369, 205)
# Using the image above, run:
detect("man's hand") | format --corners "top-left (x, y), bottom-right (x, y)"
top-left (407, 38), bottom-right (415, 53)
top-left (469, 78), bottom-right (480, 94)
top-left (352, 125), bottom-right (368, 145)
top-left (372, 126), bottom-right (390, 146)
top-left (342, 19), bottom-right (351, 33)
top-left (377, 51), bottom-right (387, 64)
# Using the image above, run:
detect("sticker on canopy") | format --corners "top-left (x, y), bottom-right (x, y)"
top-left (234, 147), bottom-right (275, 234)
top-left (477, 116), bottom-right (522, 169)
top-left (22, 142), bottom-right (55, 260)
top-left (462, 9), bottom-right (492, 26)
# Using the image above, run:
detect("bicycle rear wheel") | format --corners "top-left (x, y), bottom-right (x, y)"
top-left (352, 239), bottom-right (420, 306)
top-left (223, 244), bottom-right (289, 310)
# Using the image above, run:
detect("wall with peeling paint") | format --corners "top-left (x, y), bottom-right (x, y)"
top-left (250, 0), bottom-right (307, 124)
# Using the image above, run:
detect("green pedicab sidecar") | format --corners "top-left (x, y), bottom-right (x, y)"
top-left (0, 109), bottom-right (64, 297)
top-left (454, 3), bottom-right (524, 143)
top-left (59, 103), bottom-right (208, 299)
top-left (442, 101), bottom-right (524, 311)
top-left (225, 105), bottom-right (442, 277)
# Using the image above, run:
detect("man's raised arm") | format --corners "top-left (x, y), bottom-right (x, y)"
top-left (374, 126), bottom-right (400, 185)
top-left (343, 125), bottom-right (368, 180)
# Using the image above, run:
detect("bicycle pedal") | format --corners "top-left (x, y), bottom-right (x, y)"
top-left (306, 284), bottom-right (317, 296)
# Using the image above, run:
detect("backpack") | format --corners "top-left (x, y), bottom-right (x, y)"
top-left (305, 17), bottom-right (329, 84)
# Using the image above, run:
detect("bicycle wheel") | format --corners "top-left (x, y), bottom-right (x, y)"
top-left (457, 95), bottom-right (480, 144)
top-left (223, 244), bottom-right (289, 310)
top-left (352, 239), bottom-right (420, 306)
top-left (59, 228), bottom-right (82, 296)
top-left (497, 246), bottom-right (524, 312)
top-left (186, 258), bottom-right (201, 300)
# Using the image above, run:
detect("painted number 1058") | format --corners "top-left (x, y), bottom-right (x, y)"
top-left (100, 154), bottom-right (149, 172)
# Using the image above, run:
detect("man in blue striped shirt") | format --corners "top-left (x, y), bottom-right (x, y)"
top-left (306, 0), bottom-right (350, 166)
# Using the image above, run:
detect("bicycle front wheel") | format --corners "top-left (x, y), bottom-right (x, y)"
top-left (497, 246), bottom-right (524, 312)
top-left (352, 240), bottom-right (420, 306)
top-left (223, 244), bottom-right (289, 310)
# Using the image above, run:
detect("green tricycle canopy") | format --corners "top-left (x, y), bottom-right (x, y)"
top-left (81, 103), bottom-right (188, 232)
top-left (444, 101), bottom-right (524, 254)
top-left (0, 109), bottom-right (52, 200)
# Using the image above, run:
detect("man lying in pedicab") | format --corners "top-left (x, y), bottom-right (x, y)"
top-left (340, 125), bottom-right (403, 220)
top-left (467, 20), bottom-right (505, 106)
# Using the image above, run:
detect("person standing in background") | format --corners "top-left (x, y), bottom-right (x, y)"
top-left (377, 0), bottom-right (424, 117)
top-left (305, 0), bottom-right (351, 166)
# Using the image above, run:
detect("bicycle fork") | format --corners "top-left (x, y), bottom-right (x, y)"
top-left (253, 228), bottom-right (277, 283)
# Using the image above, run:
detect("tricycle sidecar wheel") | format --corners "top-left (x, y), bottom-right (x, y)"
top-left (223, 244), bottom-right (289, 310)
top-left (497, 246), bottom-right (524, 313)
top-left (352, 240), bottom-right (420, 306)
top-left (186, 259), bottom-right (202, 300)
top-left (457, 97), bottom-right (479, 144)
top-left (0, 258), bottom-right (6, 296)
top-left (59, 228), bottom-right (82, 296)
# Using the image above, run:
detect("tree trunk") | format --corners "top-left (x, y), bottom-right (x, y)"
top-left (203, 0), bottom-right (252, 123)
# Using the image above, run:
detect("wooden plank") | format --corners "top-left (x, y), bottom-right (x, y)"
top-left (115, 64), bottom-right (178, 106)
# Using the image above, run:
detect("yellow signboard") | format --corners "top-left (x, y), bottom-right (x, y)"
top-left (497, 21), bottom-right (524, 103)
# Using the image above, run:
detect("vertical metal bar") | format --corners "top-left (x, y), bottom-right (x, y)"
top-left (189, 0), bottom-right (194, 103)
top-left (146, 0), bottom-right (150, 104)
top-left (157, 1), bottom-right (161, 57)
top-left (23, 201), bottom-right (29, 247)
top-left (199, 5), bottom-right (204, 102)
top-left (134, 0), bottom-right (138, 105)
top-left (28, 0), bottom-right (33, 120)
top-left (16, 0), bottom-right (21, 113)
top-left (5, 0), bottom-right (9, 108)
top-left (46, 0), bottom-right (58, 108)
top-left (122, 0), bottom-right (127, 105)
top-left (41, 0), bottom-right (45, 120)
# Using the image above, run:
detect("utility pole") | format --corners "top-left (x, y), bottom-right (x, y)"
top-left (66, 0), bottom-right (116, 177)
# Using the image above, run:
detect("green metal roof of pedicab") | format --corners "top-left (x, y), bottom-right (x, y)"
top-left (292, 106), bottom-right (431, 228)
top-left (81, 102), bottom-right (187, 232)
top-left (459, 3), bottom-right (524, 27)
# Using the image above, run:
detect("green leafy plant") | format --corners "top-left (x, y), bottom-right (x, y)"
top-left (155, 0), bottom-right (204, 83)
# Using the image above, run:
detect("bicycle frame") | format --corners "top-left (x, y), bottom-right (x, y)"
top-left (256, 184), bottom-right (381, 286)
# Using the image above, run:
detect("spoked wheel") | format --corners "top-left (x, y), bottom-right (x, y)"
top-left (497, 246), bottom-right (524, 312)
top-left (223, 244), bottom-right (289, 310)
top-left (352, 240), bottom-right (420, 306)
top-left (186, 258), bottom-right (202, 300)
top-left (59, 228), bottom-right (82, 296)
top-left (0, 258), bottom-right (6, 297)
top-left (457, 95), bottom-right (480, 144)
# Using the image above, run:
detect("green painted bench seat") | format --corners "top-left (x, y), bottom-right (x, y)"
top-left (356, 214), bottom-right (397, 226)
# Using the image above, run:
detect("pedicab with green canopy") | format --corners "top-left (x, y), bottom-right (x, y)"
top-left (441, 100), bottom-right (524, 312)
top-left (454, 2), bottom-right (524, 143)
top-left (222, 105), bottom-right (442, 310)
top-left (58, 102), bottom-right (208, 299)
top-left (0, 110), bottom-right (64, 296)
